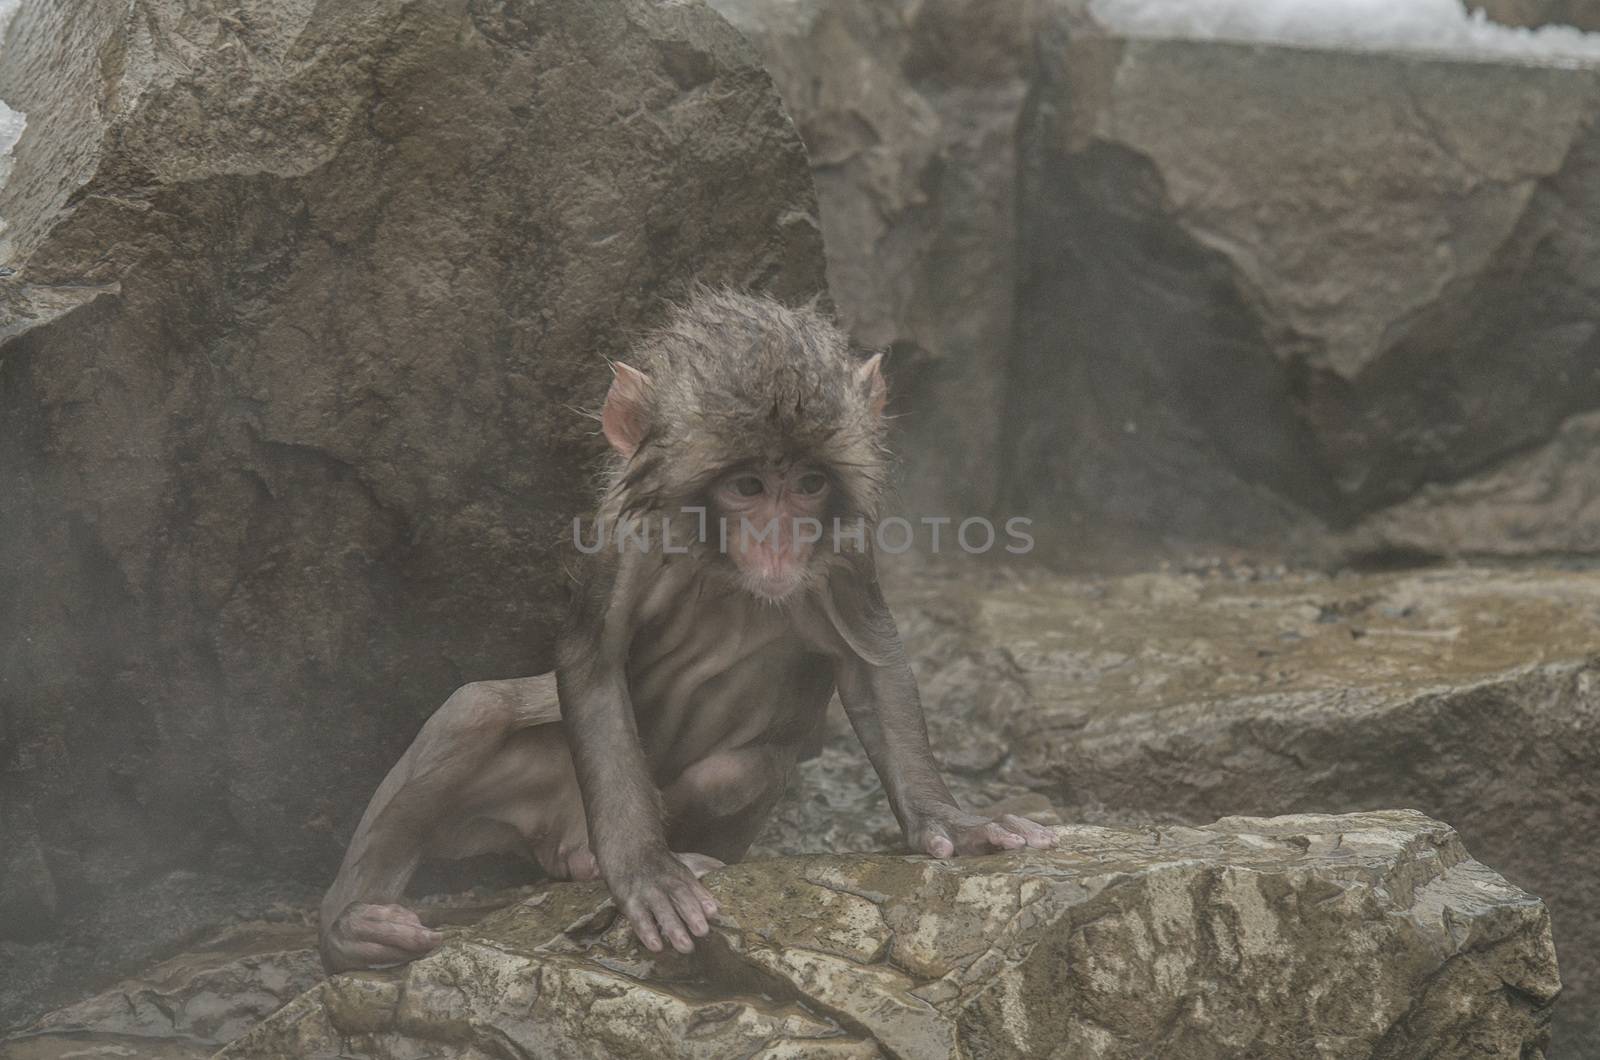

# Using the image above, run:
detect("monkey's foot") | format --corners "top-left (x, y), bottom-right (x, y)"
top-left (322, 902), bottom-right (444, 971)
top-left (544, 844), bottom-right (601, 882)
top-left (907, 805), bottom-right (1060, 858)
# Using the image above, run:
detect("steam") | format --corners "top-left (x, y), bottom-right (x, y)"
top-left (0, 0), bottom-right (26, 199)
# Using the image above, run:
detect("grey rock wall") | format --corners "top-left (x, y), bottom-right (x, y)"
top-left (718, 0), bottom-right (1600, 565)
top-left (0, 0), bottom-right (823, 1029)
top-left (707, 0), bottom-right (1033, 518)
top-left (1014, 27), bottom-right (1600, 562)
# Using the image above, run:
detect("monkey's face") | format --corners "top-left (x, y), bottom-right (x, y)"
top-left (713, 463), bottom-right (831, 601)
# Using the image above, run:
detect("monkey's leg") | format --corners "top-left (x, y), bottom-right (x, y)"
top-left (661, 745), bottom-right (796, 865)
top-left (319, 677), bottom-right (572, 972)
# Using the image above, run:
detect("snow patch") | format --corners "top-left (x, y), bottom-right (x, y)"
top-left (0, 0), bottom-right (26, 195)
top-left (1090, 0), bottom-right (1600, 64)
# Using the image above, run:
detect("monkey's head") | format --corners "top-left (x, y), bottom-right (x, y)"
top-left (599, 289), bottom-right (890, 602)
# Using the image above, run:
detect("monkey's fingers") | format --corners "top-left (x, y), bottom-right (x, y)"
top-left (347, 912), bottom-right (445, 955)
top-left (970, 820), bottom-right (1028, 854)
top-left (671, 856), bottom-right (722, 917)
top-left (329, 905), bottom-right (445, 969)
top-left (621, 897), bottom-right (667, 953)
top-left (669, 880), bottom-right (714, 938)
top-left (913, 822), bottom-right (957, 859)
top-left (641, 891), bottom-right (696, 954)
top-left (927, 817), bottom-right (1025, 856)
top-left (999, 813), bottom-right (1058, 849)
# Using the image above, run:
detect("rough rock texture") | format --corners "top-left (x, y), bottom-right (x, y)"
top-left (1469, 0), bottom-right (1600, 31)
top-left (785, 561), bottom-right (1592, 1053)
top-left (3, 922), bottom-right (321, 1060)
top-left (214, 811), bottom-right (1556, 1060)
top-left (708, 0), bottom-right (1600, 563)
top-left (0, 891), bottom-right (525, 1058)
top-left (1351, 409), bottom-right (1600, 557)
top-left (0, 0), bottom-right (823, 1029)
top-left (1012, 25), bottom-right (1600, 562)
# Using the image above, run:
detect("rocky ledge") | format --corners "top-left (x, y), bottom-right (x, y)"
top-left (202, 811), bottom-right (1555, 1059)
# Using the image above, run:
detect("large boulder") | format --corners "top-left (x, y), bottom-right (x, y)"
top-left (0, 891), bottom-right (524, 1059)
top-left (849, 562), bottom-right (1597, 1053)
top-left (4, 921), bottom-right (323, 1059)
top-left (214, 811), bottom-right (1556, 1059)
top-left (1011, 22), bottom-right (1600, 562)
top-left (0, 0), bottom-right (823, 1029)
top-left (709, 0), bottom-right (1600, 564)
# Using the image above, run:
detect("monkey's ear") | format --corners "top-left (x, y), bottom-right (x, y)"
top-left (857, 353), bottom-right (887, 419)
top-left (602, 363), bottom-right (652, 459)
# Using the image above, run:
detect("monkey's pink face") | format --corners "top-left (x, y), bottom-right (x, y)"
top-left (714, 465), bottom-right (831, 601)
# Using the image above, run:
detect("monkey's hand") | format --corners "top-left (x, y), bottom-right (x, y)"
top-left (322, 903), bottom-right (444, 972)
top-left (606, 846), bottom-right (722, 955)
top-left (903, 802), bottom-right (1059, 858)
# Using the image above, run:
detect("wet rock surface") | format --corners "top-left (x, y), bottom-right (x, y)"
top-left (1, 891), bottom-right (525, 1059)
top-left (5, 564), bottom-right (1586, 1056)
top-left (4, 922), bottom-right (322, 1060)
top-left (206, 811), bottom-right (1555, 1060)
top-left (0, 0), bottom-right (822, 1031)
top-left (843, 560), bottom-right (1596, 1054)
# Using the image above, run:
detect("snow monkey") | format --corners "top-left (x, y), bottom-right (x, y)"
top-left (319, 289), bottom-right (1056, 971)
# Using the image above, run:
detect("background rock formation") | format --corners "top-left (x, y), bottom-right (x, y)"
top-left (0, 0), bottom-right (823, 1028)
top-left (707, 0), bottom-right (1036, 521)
top-left (1015, 25), bottom-right (1600, 563)
top-left (768, 561), bottom-right (1598, 1053)
top-left (1470, 0), bottom-right (1600, 30)
top-left (210, 813), bottom-right (1558, 1060)
top-left (717, 0), bottom-right (1600, 566)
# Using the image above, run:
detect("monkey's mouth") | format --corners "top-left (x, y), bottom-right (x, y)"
top-left (742, 570), bottom-right (807, 602)
top-left (736, 553), bottom-right (816, 602)
top-left (733, 539), bottom-right (816, 602)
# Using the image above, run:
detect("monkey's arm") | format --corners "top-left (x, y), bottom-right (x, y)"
top-left (555, 553), bottom-right (719, 954)
top-left (828, 572), bottom-right (1057, 858)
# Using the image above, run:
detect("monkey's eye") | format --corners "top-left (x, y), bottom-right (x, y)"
top-left (795, 472), bottom-right (828, 495)
top-left (730, 475), bottom-right (765, 497)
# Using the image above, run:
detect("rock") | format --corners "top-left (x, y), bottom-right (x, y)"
top-left (1469, 0), bottom-right (1600, 31)
top-left (704, 1), bottom-right (1600, 563)
top-left (705, 0), bottom-right (1034, 516)
top-left (1350, 409), bottom-right (1600, 558)
top-left (1010, 25), bottom-right (1600, 562)
top-left (216, 811), bottom-right (1556, 1059)
top-left (870, 561), bottom-right (1597, 1053)
top-left (0, 0), bottom-right (823, 1029)
top-left (0, 891), bottom-right (525, 1058)
top-left (3, 922), bottom-right (322, 1060)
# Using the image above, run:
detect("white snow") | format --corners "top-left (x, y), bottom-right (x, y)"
top-left (1090, 0), bottom-right (1600, 63)
top-left (0, 0), bottom-right (26, 196)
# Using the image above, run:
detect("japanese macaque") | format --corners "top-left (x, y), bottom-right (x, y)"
top-left (319, 289), bottom-right (1055, 971)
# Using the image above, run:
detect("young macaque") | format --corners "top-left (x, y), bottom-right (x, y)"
top-left (318, 289), bottom-right (1055, 971)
